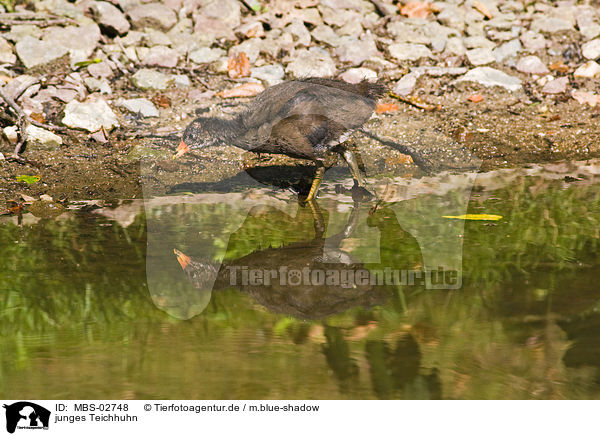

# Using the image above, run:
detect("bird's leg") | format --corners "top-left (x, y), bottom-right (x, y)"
top-left (305, 165), bottom-right (325, 202)
top-left (306, 198), bottom-right (326, 239)
top-left (342, 149), bottom-right (366, 188)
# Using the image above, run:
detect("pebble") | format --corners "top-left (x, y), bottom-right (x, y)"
top-left (189, 47), bottom-right (226, 64)
top-left (284, 19), bottom-right (312, 47)
top-left (573, 61), bottom-right (600, 78)
top-left (520, 30), bottom-right (546, 51)
top-left (582, 39), bottom-right (600, 60)
top-left (492, 39), bottom-right (522, 63)
top-left (335, 34), bottom-right (379, 66)
top-left (0, 36), bottom-right (16, 64)
top-left (199, 0), bottom-right (240, 28)
top-left (131, 68), bottom-right (173, 90)
top-left (25, 125), bottom-right (63, 149)
top-left (15, 36), bottom-right (68, 69)
top-left (286, 47), bottom-right (337, 78)
top-left (192, 14), bottom-right (236, 41)
top-left (393, 72), bottom-right (420, 96)
top-left (42, 24), bottom-right (101, 64)
top-left (576, 8), bottom-right (600, 40)
top-left (412, 66), bottom-right (468, 76)
top-left (87, 60), bottom-right (114, 78)
top-left (172, 74), bottom-right (191, 88)
top-left (338, 67), bottom-right (377, 84)
top-left (127, 3), bottom-right (178, 31)
top-left (457, 67), bottom-right (522, 91)
top-left (251, 64), bottom-right (285, 86)
top-left (84, 77), bottom-right (112, 94)
top-left (62, 98), bottom-right (119, 132)
top-left (141, 45), bottom-right (179, 68)
top-left (531, 16), bottom-right (573, 33)
top-left (3, 25), bottom-right (42, 43)
top-left (311, 25), bottom-right (342, 47)
top-left (388, 43), bottom-right (432, 62)
top-left (3, 126), bottom-right (18, 144)
top-left (117, 98), bottom-right (159, 117)
top-left (229, 38), bottom-right (262, 63)
top-left (466, 48), bottom-right (495, 65)
top-left (445, 37), bottom-right (466, 55)
top-left (516, 55), bottom-right (549, 74)
top-left (542, 76), bottom-right (568, 94)
top-left (90, 1), bottom-right (130, 36)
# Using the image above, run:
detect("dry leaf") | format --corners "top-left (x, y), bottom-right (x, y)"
top-left (473, 0), bottom-right (493, 19)
top-left (376, 103), bottom-right (399, 113)
top-left (152, 94), bottom-right (171, 108)
top-left (549, 61), bottom-right (570, 73)
top-left (30, 112), bottom-right (46, 123)
top-left (468, 94), bottom-right (484, 103)
top-left (385, 155), bottom-right (414, 165)
top-left (218, 82), bottom-right (265, 98)
top-left (399, 2), bottom-right (438, 18)
top-left (227, 52), bottom-right (251, 79)
top-left (572, 90), bottom-right (600, 107)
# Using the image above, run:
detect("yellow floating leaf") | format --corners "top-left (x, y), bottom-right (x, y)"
top-left (443, 214), bottom-right (503, 221)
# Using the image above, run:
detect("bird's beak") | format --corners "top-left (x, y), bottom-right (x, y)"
top-left (173, 248), bottom-right (191, 270)
top-left (173, 140), bottom-right (189, 159)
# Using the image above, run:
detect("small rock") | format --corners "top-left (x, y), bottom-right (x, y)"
top-left (192, 14), bottom-right (236, 41)
top-left (338, 20), bottom-right (363, 37)
top-left (189, 47), bottom-right (226, 64)
top-left (492, 39), bottom-right (522, 63)
top-left (516, 55), bottom-right (549, 74)
top-left (128, 3), bottom-right (178, 31)
top-left (531, 16), bottom-right (573, 33)
top-left (3, 74), bottom-right (38, 100)
top-left (235, 21), bottom-right (265, 39)
top-left (388, 43), bottom-right (432, 61)
top-left (229, 38), bottom-right (262, 63)
top-left (320, 7), bottom-right (361, 27)
top-left (286, 47), bottom-right (337, 78)
top-left (251, 64), bottom-right (285, 86)
top-left (119, 31), bottom-right (144, 46)
top-left (84, 77), bottom-right (112, 94)
top-left (3, 126), bottom-right (18, 144)
top-left (172, 74), bottom-right (191, 88)
top-left (62, 98), bottom-right (119, 132)
top-left (466, 48), bottom-right (495, 65)
top-left (335, 33), bottom-right (379, 66)
top-left (42, 24), bottom-right (101, 64)
top-left (411, 66), bottom-right (468, 76)
top-left (295, 8), bottom-right (323, 26)
top-left (25, 125), bottom-right (63, 149)
top-left (15, 36), bottom-right (68, 69)
top-left (574, 61), bottom-right (600, 78)
top-left (199, 0), bottom-right (240, 28)
top-left (576, 8), bottom-right (600, 40)
top-left (311, 25), bottom-right (342, 47)
top-left (464, 36), bottom-right (496, 50)
top-left (87, 61), bottom-right (114, 78)
top-left (3, 25), bottom-right (42, 43)
top-left (445, 37), bottom-right (466, 55)
top-left (144, 29), bottom-right (172, 47)
top-left (188, 89), bottom-right (215, 102)
top-left (0, 36), bottom-right (16, 64)
top-left (284, 19), bottom-right (311, 47)
top-left (542, 76), bottom-right (568, 94)
top-left (338, 67), bottom-right (377, 84)
top-left (520, 31), bottom-right (546, 51)
top-left (117, 98), bottom-right (159, 117)
top-left (457, 67), bottom-right (522, 91)
top-left (582, 39), bottom-right (600, 60)
top-left (90, 1), bottom-right (130, 36)
top-left (142, 45), bottom-right (179, 68)
top-left (393, 72), bottom-right (421, 96)
top-left (131, 68), bottom-right (173, 90)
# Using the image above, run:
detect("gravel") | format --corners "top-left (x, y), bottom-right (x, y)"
top-left (457, 67), bottom-right (522, 91)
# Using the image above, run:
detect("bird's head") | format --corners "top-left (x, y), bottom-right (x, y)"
top-left (174, 118), bottom-right (220, 159)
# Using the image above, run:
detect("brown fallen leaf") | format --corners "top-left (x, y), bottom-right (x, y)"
top-left (228, 52), bottom-right (251, 79)
top-left (376, 103), bottom-right (399, 113)
top-left (30, 112), bottom-right (46, 123)
top-left (152, 94), bottom-right (171, 108)
top-left (385, 155), bottom-right (414, 165)
top-left (473, 0), bottom-right (493, 19)
top-left (549, 61), bottom-right (570, 73)
top-left (572, 90), bottom-right (600, 107)
top-left (468, 94), bottom-right (484, 103)
top-left (399, 2), bottom-right (439, 18)
top-left (218, 82), bottom-right (265, 98)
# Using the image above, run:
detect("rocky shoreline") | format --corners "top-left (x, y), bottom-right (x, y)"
top-left (0, 0), bottom-right (599, 206)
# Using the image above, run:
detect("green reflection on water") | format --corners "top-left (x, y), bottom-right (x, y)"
top-left (1, 171), bottom-right (600, 399)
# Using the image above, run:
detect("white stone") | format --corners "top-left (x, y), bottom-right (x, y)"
top-left (582, 39), bottom-right (600, 60)
top-left (574, 61), bottom-right (600, 78)
top-left (457, 67), bottom-right (522, 91)
top-left (25, 125), bottom-right (63, 149)
top-left (62, 98), bottom-right (119, 132)
top-left (117, 98), bottom-right (159, 117)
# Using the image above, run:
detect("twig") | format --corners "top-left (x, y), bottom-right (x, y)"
top-left (0, 85), bottom-right (27, 158)
top-left (359, 128), bottom-right (434, 173)
top-left (0, 12), bottom-right (78, 27)
top-left (389, 91), bottom-right (441, 111)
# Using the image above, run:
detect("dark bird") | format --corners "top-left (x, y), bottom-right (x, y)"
top-left (177, 78), bottom-right (386, 201)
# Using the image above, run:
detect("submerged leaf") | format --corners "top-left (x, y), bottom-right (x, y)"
top-left (443, 214), bottom-right (503, 221)
top-left (16, 175), bottom-right (40, 184)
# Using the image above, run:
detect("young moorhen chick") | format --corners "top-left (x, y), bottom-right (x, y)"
top-left (177, 78), bottom-right (385, 201)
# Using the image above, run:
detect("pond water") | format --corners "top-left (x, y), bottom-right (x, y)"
top-left (1, 160), bottom-right (600, 399)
